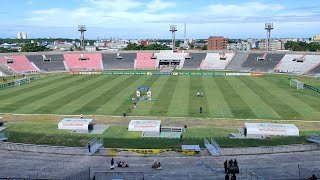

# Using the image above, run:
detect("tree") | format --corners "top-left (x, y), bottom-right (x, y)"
top-left (21, 43), bottom-right (49, 52)
top-left (202, 45), bottom-right (207, 50)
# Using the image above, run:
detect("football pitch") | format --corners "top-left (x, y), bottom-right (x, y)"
top-left (0, 73), bottom-right (320, 120)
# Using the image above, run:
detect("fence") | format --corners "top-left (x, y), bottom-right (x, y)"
top-left (239, 167), bottom-right (265, 180)
top-left (93, 171), bottom-right (144, 180)
top-left (0, 142), bottom-right (85, 155)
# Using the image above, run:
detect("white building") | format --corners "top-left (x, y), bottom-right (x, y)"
top-left (258, 40), bottom-right (285, 51)
top-left (22, 32), bottom-right (27, 39)
top-left (85, 46), bottom-right (96, 52)
top-left (17, 32), bottom-right (22, 40)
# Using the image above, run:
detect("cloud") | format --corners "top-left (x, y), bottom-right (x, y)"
top-left (145, 0), bottom-right (175, 13)
top-left (206, 2), bottom-right (284, 17)
top-left (24, 0), bottom-right (320, 28)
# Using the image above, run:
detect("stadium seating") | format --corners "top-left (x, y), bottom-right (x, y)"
top-left (242, 53), bottom-right (285, 72)
top-left (0, 55), bottom-right (38, 73)
top-left (182, 53), bottom-right (207, 70)
top-left (201, 53), bottom-right (235, 70)
top-left (135, 53), bottom-right (156, 69)
top-left (307, 63), bottom-right (320, 75)
top-left (26, 54), bottom-right (66, 71)
top-left (102, 53), bottom-right (135, 70)
top-left (63, 53), bottom-right (103, 71)
top-left (226, 52), bottom-right (249, 71)
top-left (274, 54), bottom-right (320, 74)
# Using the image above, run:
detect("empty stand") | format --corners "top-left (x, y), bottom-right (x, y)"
top-left (201, 53), bottom-right (235, 70)
top-left (242, 53), bottom-right (285, 72)
top-left (26, 54), bottom-right (66, 71)
top-left (154, 52), bottom-right (187, 70)
top-left (226, 52), bottom-right (248, 71)
top-left (182, 53), bottom-right (207, 70)
top-left (307, 64), bottom-right (320, 75)
top-left (135, 53), bottom-right (156, 69)
top-left (274, 55), bottom-right (320, 74)
top-left (0, 55), bottom-right (38, 73)
top-left (63, 53), bottom-right (103, 71)
top-left (102, 53), bottom-right (135, 70)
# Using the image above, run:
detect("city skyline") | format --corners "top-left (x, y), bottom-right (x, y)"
top-left (0, 0), bottom-right (320, 39)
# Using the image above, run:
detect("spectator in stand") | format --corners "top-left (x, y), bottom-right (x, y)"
top-left (224, 160), bottom-right (228, 173)
top-left (110, 158), bottom-right (114, 170)
top-left (231, 174), bottom-right (236, 180)
top-left (309, 174), bottom-right (317, 180)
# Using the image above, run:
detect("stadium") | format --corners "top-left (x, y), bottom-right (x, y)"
top-left (0, 50), bottom-right (320, 179)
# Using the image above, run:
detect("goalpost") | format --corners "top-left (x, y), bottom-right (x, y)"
top-left (289, 79), bottom-right (304, 90)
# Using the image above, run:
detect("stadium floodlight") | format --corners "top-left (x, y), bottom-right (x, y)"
top-left (78, 25), bottom-right (87, 50)
top-left (170, 25), bottom-right (177, 51)
top-left (265, 23), bottom-right (274, 51)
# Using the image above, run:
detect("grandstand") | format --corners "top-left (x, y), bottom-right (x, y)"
top-left (0, 55), bottom-right (38, 73)
top-left (226, 52), bottom-right (248, 71)
top-left (63, 53), bottom-right (103, 71)
top-left (135, 53), bottom-right (157, 69)
top-left (26, 54), bottom-right (66, 71)
top-left (182, 53), bottom-right (207, 70)
top-left (274, 54), bottom-right (320, 74)
top-left (154, 51), bottom-right (187, 70)
top-left (201, 53), bottom-right (235, 70)
top-left (102, 53), bottom-right (135, 70)
top-left (307, 63), bottom-right (320, 75)
top-left (242, 53), bottom-right (285, 72)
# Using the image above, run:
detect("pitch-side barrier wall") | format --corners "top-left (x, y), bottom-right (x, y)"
top-left (72, 71), bottom-right (265, 76)
top-left (0, 142), bottom-right (85, 155)
top-left (221, 144), bottom-right (320, 156)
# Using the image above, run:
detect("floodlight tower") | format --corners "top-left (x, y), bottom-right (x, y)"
top-left (170, 25), bottom-right (177, 51)
top-left (183, 22), bottom-right (187, 49)
top-left (265, 23), bottom-right (274, 51)
top-left (78, 25), bottom-right (86, 50)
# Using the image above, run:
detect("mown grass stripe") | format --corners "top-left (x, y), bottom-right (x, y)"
top-left (188, 76), bottom-right (209, 117)
top-left (149, 76), bottom-right (179, 116)
top-left (203, 76), bottom-right (233, 118)
top-left (253, 76), bottom-right (320, 120)
top-left (0, 75), bottom-right (94, 113)
top-left (131, 76), bottom-right (170, 116)
top-left (239, 77), bottom-right (301, 119)
top-left (110, 75), bottom-right (161, 116)
top-left (0, 74), bottom-right (70, 100)
top-left (73, 75), bottom-right (143, 115)
top-left (95, 75), bottom-right (152, 115)
top-left (0, 75), bottom-right (84, 109)
top-left (32, 75), bottom-right (114, 114)
top-left (55, 75), bottom-right (126, 114)
top-left (215, 76), bottom-right (257, 119)
top-left (167, 76), bottom-right (190, 117)
top-left (229, 76), bottom-right (279, 119)
top-left (263, 76), bottom-right (320, 112)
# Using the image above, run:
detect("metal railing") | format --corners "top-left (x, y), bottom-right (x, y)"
top-left (84, 138), bottom-right (103, 155)
top-left (239, 166), bottom-right (266, 180)
top-left (0, 142), bottom-right (84, 155)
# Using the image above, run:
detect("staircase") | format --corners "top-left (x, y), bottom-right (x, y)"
top-left (226, 52), bottom-right (249, 71)
top-left (0, 63), bottom-right (18, 76)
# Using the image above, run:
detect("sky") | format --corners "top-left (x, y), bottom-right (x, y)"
top-left (0, 0), bottom-right (320, 39)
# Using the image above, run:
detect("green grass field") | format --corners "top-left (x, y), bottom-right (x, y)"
top-left (0, 73), bottom-right (320, 120)
top-left (4, 122), bottom-right (313, 148)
